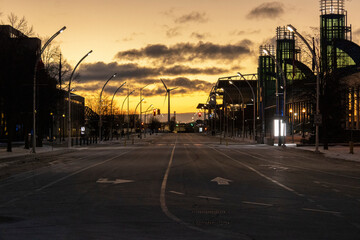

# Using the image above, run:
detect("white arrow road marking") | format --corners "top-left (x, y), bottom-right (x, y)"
top-left (96, 178), bottom-right (134, 184)
top-left (211, 177), bottom-right (233, 185)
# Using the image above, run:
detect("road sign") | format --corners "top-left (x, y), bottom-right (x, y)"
top-left (314, 114), bottom-right (322, 125)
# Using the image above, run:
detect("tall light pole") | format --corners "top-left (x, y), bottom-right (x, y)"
top-left (287, 24), bottom-right (321, 153)
top-left (67, 50), bottom-right (92, 148)
top-left (134, 98), bottom-right (145, 133)
top-left (109, 82), bottom-right (126, 140)
top-left (120, 90), bottom-right (134, 138)
top-left (143, 104), bottom-right (153, 137)
top-left (229, 80), bottom-right (245, 140)
top-left (32, 26), bottom-right (66, 153)
top-left (140, 83), bottom-right (153, 138)
top-left (99, 73), bottom-right (117, 141)
top-left (261, 50), bottom-right (287, 146)
top-left (237, 72), bottom-right (256, 142)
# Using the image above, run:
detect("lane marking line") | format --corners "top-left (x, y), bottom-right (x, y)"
top-left (169, 191), bottom-right (185, 195)
top-left (302, 208), bottom-right (341, 215)
top-left (197, 196), bottom-right (221, 201)
top-left (160, 137), bottom-right (252, 240)
top-left (210, 147), bottom-right (304, 197)
top-left (242, 201), bottom-right (273, 207)
top-left (0, 151), bottom-right (132, 207)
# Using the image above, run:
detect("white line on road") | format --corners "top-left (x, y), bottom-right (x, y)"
top-left (0, 151), bottom-right (132, 207)
top-left (197, 196), bottom-right (221, 201)
top-left (211, 147), bottom-right (304, 198)
top-left (242, 201), bottom-right (273, 207)
top-left (302, 208), bottom-right (341, 215)
top-left (169, 191), bottom-right (185, 195)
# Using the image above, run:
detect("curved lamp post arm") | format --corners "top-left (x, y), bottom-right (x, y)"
top-left (120, 90), bottom-right (135, 115)
top-left (68, 50), bottom-right (92, 90)
top-left (134, 98), bottom-right (145, 114)
top-left (110, 82), bottom-right (126, 115)
top-left (32, 26), bottom-right (66, 154)
top-left (238, 72), bottom-right (257, 141)
top-left (67, 50), bottom-right (92, 148)
top-left (100, 73), bottom-right (117, 102)
top-left (288, 24), bottom-right (321, 152)
top-left (41, 26), bottom-right (66, 55)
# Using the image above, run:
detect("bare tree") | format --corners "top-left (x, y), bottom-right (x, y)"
top-left (3, 12), bottom-right (35, 36)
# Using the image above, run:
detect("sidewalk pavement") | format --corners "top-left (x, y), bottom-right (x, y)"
top-left (214, 133), bottom-right (360, 163)
top-left (0, 133), bottom-right (164, 161)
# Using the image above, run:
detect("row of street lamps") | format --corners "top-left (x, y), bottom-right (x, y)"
top-left (32, 27), bottom-right (157, 153)
top-left (210, 24), bottom-right (320, 152)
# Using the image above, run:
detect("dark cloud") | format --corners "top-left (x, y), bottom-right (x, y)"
top-left (115, 41), bottom-right (253, 63)
top-left (76, 62), bottom-right (228, 83)
top-left (166, 27), bottom-right (181, 38)
top-left (175, 12), bottom-right (208, 24)
top-left (230, 29), bottom-right (261, 36)
top-left (190, 32), bottom-right (210, 40)
top-left (247, 2), bottom-right (284, 20)
top-left (141, 77), bottom-right (213, 97)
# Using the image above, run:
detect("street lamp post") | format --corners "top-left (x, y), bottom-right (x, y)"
top-left (260, 51), bottom-right (287, 146)
top-left (229, 80), bottom-right (245, 140)
top-left (109, 82), bottom-right (126, 140)
top-left (143, 104), bottom-right (153, 137)
top-left (139, 83), bottom-right (152, 138)
top-left (134, 98), bottom-right (145, 134)
top-left (237, 72), bottom-right (256, 142)
top-left (32, 26), bottom-right (66, 153)
top-left (67, 50), bottom-right (92, 149)
top-left (302, 107), bottom-right (306, 140)
top-left (290, 108), bottom-right (294, 142)
top-left (99, 73), bottom-right (117, 141)
top-left (287, 24), bottom-right (320, 153)
top-left (120, 90), bottom-right (134, 138)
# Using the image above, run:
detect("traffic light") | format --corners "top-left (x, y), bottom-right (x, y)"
top-left (198, 112), bottom-right (202, 117)
top-left (157, 109), bottom-right (160, 115)
top-left (153, 109), bottom-right (156, 116)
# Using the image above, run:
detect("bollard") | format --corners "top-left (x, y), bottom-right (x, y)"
top-left (226, 140), bottom-right (228, 146)
top-left (132, 137), bottom-right (134, 145)
top-left (124, 140), bottom-right (127, 147)
top-left (350, 141), bottom-right (354, 154)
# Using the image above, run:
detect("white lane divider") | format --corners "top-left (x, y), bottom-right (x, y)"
top-left (197, 196), bottom-right (221, 201)
top-left (302, 208), bottom-right (341, 215)
top-left (242, 201), bottom-right (273, 207)
top-left (169, 191), bottom-right (185, 195)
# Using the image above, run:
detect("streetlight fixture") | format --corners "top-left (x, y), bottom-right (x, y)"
top-left (143, 104), bottom-right (153, 137)
top-left (237, 72), bottom-right (256, 142)
top-left (109, 82), bottom-right (126, 140)
top-left (229, 80), bottom-right (245, 140)
top-left (261, 49), bottom-right (287, 146)
top-left (67, 50), bottom-right (92, 148)
top-left (287, 24), bottom-right (321, 153)
top-left (99, 73), bottom-right (117, 141)
top-left (134, 98), bottom-right (145, 132)
top-left (139, 83), bottom-right (153, 138)
top-left (302, 107), bottom-right (306, 139)
top-left (120, 90), bottom-right (135, 138)
top-left (32, 26), bottom-right (66, 153)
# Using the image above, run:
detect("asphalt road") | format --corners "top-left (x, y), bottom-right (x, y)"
top-left (0, 133), bottom-right (359, 240)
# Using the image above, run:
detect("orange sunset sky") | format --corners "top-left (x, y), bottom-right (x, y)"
top-left (2, 0), bottom-right (360, 119)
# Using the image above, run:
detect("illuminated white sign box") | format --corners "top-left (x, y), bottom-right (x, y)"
top-left (274, 120), bottom-right (286, 137)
